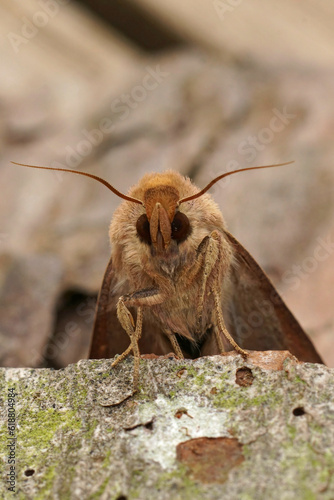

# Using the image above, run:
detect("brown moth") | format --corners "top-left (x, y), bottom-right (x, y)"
top-left (12, 161), bottom-right (323, 392)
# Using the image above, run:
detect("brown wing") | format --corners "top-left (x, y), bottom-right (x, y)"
top-left (90, 238), bottom-right (323, 363)
top-left (89, 257), bottom-right (175, 359)
top-left (89, 257), bottom-right (130, 359)
top-left (222, 231), bottom-right (323, 363)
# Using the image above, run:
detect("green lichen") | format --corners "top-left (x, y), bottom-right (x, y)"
top-left (241, 444), bottom-right (252, 459)
top-left (194, 373), bottom-right (206, 386)
top-left (287, 424), bottom-right (297, 440)
top-left (294, 375), bottom-right (307, 384)
top-left (308, 420), bottom-right (325, 434)
top-left (136, 385), bottom-right (151, 400)
top-left (1, 357), bottom-right (334, 499)
top-left (88, 477), bottom-right (110, 499)
top-left (141, 464), bottom-right (204, 500)
top-left (84, 419), bottom-right (99, 440)
top-left (11, 396), bottom-right (83, 498)
top-left (35, 465), bottom-right (56, 500)
top-left (17, 409), bottom-right (81, 451)
top-left (183, 365), bottom-right (199, 378)
top-left (171, 364), bottom-right (213, 393)
top-left (102, 449), bottom-right (112, 469)
top-left (213, 384), bottom-right (283, 410)
top-left (278, 439), bottom-right (334, 497)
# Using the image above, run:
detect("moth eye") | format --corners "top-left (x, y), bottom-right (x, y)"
top-left (171, 212), bottom-right (191, 243)
top-left (136, 213), bottom-right (151, 244)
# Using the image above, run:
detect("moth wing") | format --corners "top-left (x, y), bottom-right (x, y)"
top-left (222, 230), bottom-right (323, 363)
top-left (89, 257), bottom-right (174, 359)
top-left (89, 257), bottom-right (129, 359)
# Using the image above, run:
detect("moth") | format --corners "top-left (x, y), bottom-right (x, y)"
top-left (13, 161), bottom-right (323, 392)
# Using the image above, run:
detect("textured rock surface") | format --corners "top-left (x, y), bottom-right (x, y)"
top-left (1, 351), bottom-right (334, 499)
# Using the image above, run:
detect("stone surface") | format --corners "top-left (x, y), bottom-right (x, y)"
top-left (1, 351), bottom-right (334, 499)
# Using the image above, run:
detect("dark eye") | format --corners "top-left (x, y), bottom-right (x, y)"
top-left (171, 212), bottom-right (190, 243)
top-left (136, 214), bottom-right (151, 244)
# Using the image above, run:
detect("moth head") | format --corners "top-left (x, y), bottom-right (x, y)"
top-left (11, 161), bottom-right (293, 254)
top-left (136, 184), bottom-right (191, 252)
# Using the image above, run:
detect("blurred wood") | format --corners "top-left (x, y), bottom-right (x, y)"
top-left (0, 254), bottom-right (63, 367)
top-left (0, 0), bottom-right (144, 368)
top-left (75, 0), bottom-right (185, 51)
top-left (1, 0), bottom-right (141, 122)
top-left (133, 0), bottom-right (334, 68)
top-left (0, 0), bottom-right (333, 369)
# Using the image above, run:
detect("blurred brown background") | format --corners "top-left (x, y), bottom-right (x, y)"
top-left (0, 0), bottom-right (333, 368)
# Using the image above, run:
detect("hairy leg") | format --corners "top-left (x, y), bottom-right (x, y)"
top-left (196, 231), bottom-right (248, 357)
top-left (115, 287), bottom-right (184, 389)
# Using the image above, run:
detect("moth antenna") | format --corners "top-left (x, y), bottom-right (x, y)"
top-left (178, 161), bottom-right (294, 205)
top-left (11, 161), bottom-right (143, 205)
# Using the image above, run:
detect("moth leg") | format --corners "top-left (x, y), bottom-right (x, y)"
top-left (125, 285), bottom-right (184, 359)
top-left (165, 329), bottom-right (184, 359)
top-left (209, 231), bottom-right (248, 357)
top-left (212, 285), bottom-right (247, 356)
top-left (111, 345), bottom-right (132, 368)
top-left (114, 287), bottom-right (166, 388)
top-left (130, 306), bottom-right (143, 389)
top-left (116, 287), bottom-right (164, 342)
top-left (118, 286), bottom-right (184, 359)
top-left (114, 302), bottom-right (144, 388)
top-left (178, 235), bottom-right (210, 285)
top-left (197, 230), bottom-right (248, 357)
top-left (111, 306), bottom-right (143, 368)
top-left (195, 234), bottom-right (220, 332)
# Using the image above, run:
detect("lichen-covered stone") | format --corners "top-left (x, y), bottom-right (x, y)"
top-left (1, 351), bottom-right (334, 499)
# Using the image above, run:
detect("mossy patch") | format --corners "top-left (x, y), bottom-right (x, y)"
top-left (18, 408), bottom-right (82, 451)
top-left (140, 464), bottom-right (204, 500)
top-left (212, 378), bottom-right (283, 410)
top-left (87, 476), bottom-right (110, 499)
top-left (35, 465), bottom-right (57, 500)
